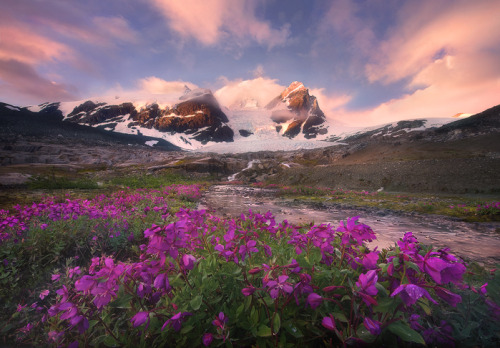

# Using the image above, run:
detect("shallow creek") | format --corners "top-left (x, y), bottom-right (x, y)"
top-left (199, 185), bottom-right (500, 265)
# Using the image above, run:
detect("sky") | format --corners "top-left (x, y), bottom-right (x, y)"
top-left (1, 0), bottom-right (499, 125)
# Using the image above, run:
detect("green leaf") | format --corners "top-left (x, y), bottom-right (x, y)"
top-left (109, 293), bottom-right (133, 309)
top-left (181, 324), bottom-right (194, 334)
top-left (244, 294), bottom-right (252, 310)
top-left (103, 335), bottom-right (119, 347)
top-left (375, 282), bottom-right (389, 296)
top-left (256, 324), bottom-right (272, 337)
top-left (387, 322), bottom-right (425, 344)
top-left (283, 321), bottom-right (304, 338)
top-left (406, 261), bottom-right (421, 273)
top-left (393, 257), bottom-right (400, 268)
top-left (272, 313), bottom-right (281, 333)
top-left (332, 311), bottom-right (348, 323)
top-left (236, 303), bottom-right (244, 317)
top-left (418, 299), bottom-right (432, 316)
top-left (90, 335), bottom-right (107, 346)
top-left (374, 297), bottom-right (398, 314)
top-left (250, 307), bottom-right (259, 325)
top-left (190, 295), bottom-right (203, 310)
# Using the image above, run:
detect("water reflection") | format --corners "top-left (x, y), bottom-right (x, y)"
top-left (200, 185), bottom-right (500, 265)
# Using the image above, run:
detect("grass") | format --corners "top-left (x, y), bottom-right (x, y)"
top-left (266, 184), bottom-right (500, 222)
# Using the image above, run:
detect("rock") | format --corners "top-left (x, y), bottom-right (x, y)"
top-left (239, 129), bottom-right (253, 137)
top-left (266, 81), bottom-right (327, 139)
top-left (0, 173), bottom-right (32, 185)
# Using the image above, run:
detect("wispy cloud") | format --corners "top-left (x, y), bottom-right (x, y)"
top-left (138, 77), bottom-right (198, 94)
top-left (0, 22), bottom-right (75, 65)
top-left (215, 77), bottom-right (284, 109)
top-left (365, 0), bottom-right (500, 84)
top-left (148, 0), bottom-right (290, 48)
top-left (316, 0), bottom-right (500, 125)
top-left (0, 59), bottom-right (77, 104)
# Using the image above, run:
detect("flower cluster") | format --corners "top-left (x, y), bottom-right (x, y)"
top-left (3, 185), bottom-right (499, 347)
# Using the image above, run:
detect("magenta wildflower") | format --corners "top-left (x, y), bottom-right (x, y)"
top-left (70, 315), bottom-right (89, 334)
top-left (419, 251), bottom-right (466, 285)
top-left (59, 302), bottom-right (78, 320)
top-left (182, 254), bottom-right (197, 270)
top-left (212, 312), bottom-right (228, 330)
top-left (265, 275), bottom-right (293, 299)
top-left (39, 289), bottom-right (50, 300)
top-left (202, 333), bottom-right (214, 346)
top-left (322, 315), bottom-right (336, 331)
top-left (51, 273), bottom-right (61, 282)
top-left (75, 275), bottom-right (95, 292)
top-left (238, 240), bottom-right (258, 261)
top-left (362, 251), bottom-right (379, 270)
top-left (153, 273), bottom-right (171, 291)
top-left (363, 317), bottom-right (382, 335)
top-left (162, 312), bottom-right (192, 331)
top-left (356, 270), bottom-right (378, 305)
top-left (434, 287), bottom-right (462, 307)
top-left (391, 284), bottom-right (438, 306)
top-left (242, 286), bottom-right (256, 296)
top-left (68, 266), bottom-right (81, 279)
top-left (67, 341), bottom-right (79, 348)
top-left (130, 311), bottom-right (150, 328)
top-left (480, 283), bottom-right (488, 295)
top-left (336, 216), bottom-right (376, 245)
top-left (306, 292), bottom-right (323, 309)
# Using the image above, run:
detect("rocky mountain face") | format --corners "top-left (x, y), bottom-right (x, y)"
top-left (266, 81), bottom-right (327, 139)
top-left (1, 100), bottom-right (499, 194)
top-left (64, 89), bottom-right (234, 145)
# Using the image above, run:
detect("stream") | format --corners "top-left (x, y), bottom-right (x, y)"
top-left (199, 185), bottom-right (500, 265)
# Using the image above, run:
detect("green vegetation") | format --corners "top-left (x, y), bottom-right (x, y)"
top-left (108, 171), bottom-right (200, 189)
top-left (256, 184), bottom-right (500, 222)
top-left (28, 175), bottom-right (99, 190)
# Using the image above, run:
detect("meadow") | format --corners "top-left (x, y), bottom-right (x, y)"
top-left (1, 173), bottom-right (499, 347)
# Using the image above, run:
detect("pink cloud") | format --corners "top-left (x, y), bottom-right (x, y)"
top-left (148, 0), bottom-right (289, 48)
top-left (0, 24), bottom-right (75, 65)
top-left (319, 0), bottom-right (376, 56)
top-left (215, 77), bottom-right (285, 109)
top-left (309, 88), bottom-right (352, 120)
top-left (138, 77), bottom-right (198, 94)
top-left (366, 0), bottom-right (500, 84)
top-left (92, 16), bottom-right (140, 44)
top-left (0, 59), bottom-right (77, 105)
top-left (322, 0), bottom-right (500, 126)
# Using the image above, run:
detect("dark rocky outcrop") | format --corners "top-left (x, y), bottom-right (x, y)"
top-left (63, 89), bottom-right (234, 144)
top-left (239, 129), bottom-right (253, 137)
top-left (266, 81), bottom-right (327, 138)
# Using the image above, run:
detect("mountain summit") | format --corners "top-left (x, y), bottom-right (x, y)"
top-left (266, 81), bottom-right (327, 138)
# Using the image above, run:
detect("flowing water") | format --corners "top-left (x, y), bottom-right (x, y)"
top-left (199, 185), bottom-right (500, 265)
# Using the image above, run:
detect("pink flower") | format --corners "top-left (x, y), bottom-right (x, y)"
top-left (202, 333), bottom-right (213, 346)
top-left (162, 312), bottom-right (192, 331)
top-left (51, 273), bottom-right (61, 282)
top-left (322, 315), bottom-right (336, 331)
top-left (391, 284), bottom-right (438, 307)
top-left (242, 286), bottom-right (256, 296)
top-left (130, 311), bottom-right (150, 328)
top-left (182, 254), bottom-right (196, 270)
top-left (39, 289), bottom-right (49, 300)
top-left (363, 317), bottom-right (381, 335)
top-left (306, 293), bottom-right (323, 309)
top-left (435, 287), bottom-right (462, 307)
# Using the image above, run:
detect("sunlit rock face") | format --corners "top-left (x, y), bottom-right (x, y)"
top-left (266, 81), bottom-right (327, 139)
top-left (65, 89), bottom-right (234, 145)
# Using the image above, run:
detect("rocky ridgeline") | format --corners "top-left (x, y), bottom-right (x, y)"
top-left (66, 89), bottom-right (234, 144)
top-left (266, 81), bottom-right (327, 139)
